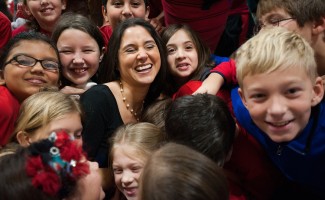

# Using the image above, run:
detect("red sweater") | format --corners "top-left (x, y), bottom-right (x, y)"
top-left (0, 86), bottom-right (20, 146)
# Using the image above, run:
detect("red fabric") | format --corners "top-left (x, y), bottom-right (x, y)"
top-left (172, 80), bottom-right (233, 118)
top-left (211, 59), bottom-right (238, 86)
top-left (162, 0), bottom-right (230, 51)
top-left (99, 25), bottom-right (113, 48)
top-left (0, 86), bottom-right (20, 146)
top-left (12, 25), bottom-right (52, 38)
top-left (225, 129), bottom-right (286, 199)
top-left (0, 12), bottom-right (12, 50)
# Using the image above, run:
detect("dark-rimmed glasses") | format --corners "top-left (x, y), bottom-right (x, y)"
top-left (254, 17), bottom-right (296, 34)
top-left (4, 54), bottom-right (59, 72)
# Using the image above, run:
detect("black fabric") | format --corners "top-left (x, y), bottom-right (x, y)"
top-left (80, 85), bottom-right (123, 168)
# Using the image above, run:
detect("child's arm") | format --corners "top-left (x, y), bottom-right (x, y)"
top-left (193, 73), bottom-right (224, 95)
top-left (194, 59), bottom-right (237, 95)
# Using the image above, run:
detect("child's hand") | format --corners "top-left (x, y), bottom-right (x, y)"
top-left (60, 86), bottom-right (86, 95)
top-left (193, 73), bottom-right (224, 95)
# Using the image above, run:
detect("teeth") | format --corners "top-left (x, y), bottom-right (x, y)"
top-left (271, 121), bottom-right (290, 127)
top-left (177, 63), bottom-right (188, 68)
top-left (135, 64), bottom-right (151, 71)
top-left (74, 68), bottom-right (86, 73)
top-left (28, 79), bottom-right (44, 84)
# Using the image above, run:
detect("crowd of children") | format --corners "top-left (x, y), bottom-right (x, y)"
top-left (0, 0), bottom-right (325, 199)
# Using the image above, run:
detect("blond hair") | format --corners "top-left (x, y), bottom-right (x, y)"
top-left (11, 91), bottom-right (82, 142)
top-left (109, 122), bottom-right (165, 164)
top-left (235, 27), bottom-right (317, 87)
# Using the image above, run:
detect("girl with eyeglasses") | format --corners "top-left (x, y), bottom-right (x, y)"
top-left (0, 32), bottom-right (60, 147)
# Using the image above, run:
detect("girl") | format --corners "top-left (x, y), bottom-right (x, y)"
top-left (80, 18), bottom-right (167, 168)
top-left (110, 122), bottom-right (165, 200)
top-left (0, 32), bottom-right (60, 146)
top-left (161, 24), bottom-right (215, 96)
top-left (9, 90), bottom-right (83, 147)
top-left (0, 131), bottom-right (105, 200)
top-left (52, 12), bottom-right (106, 95)
top-left (12, 0), bottom-right (66, 37)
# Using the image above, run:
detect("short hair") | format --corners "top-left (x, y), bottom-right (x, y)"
top-left (52, 12), bottom-right (106, 85)
top-left (10, 91), bottom-right (82, 143)
top-left (0, 32), bottom-right (60, 72)
top-left (0, 132), bottom-right (89, 200)
top-left (109, 122), bottom-right (166, 166)
top-left (141, 98), bottom-right (172, 132)
top-left (140, 143), bottom-right (229, 200)
top-left (165, 94), bottom-right (236, 166)
top-left (99, 18), bottom-right (168, 106)
top-left (256, 0), bottom-right (325, 27)
top-left (235, 27), bottom-right (317, 87)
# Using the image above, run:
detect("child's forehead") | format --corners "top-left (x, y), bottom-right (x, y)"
top-left (259, 7), bottom-right (291, 21)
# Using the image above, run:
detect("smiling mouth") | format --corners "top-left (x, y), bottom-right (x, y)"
top-left (72, 68), bottom-right (87, 74)
top-left (135, 64), bottom-right (152, 72)
top-left (267, 120), bottom-right (293, 127)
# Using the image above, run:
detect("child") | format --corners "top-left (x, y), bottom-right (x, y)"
top-left (161, 23), bottom-right (215, 96)
top-left (0, 32), bottom-right (60, 146)
top-left (196, 0), bottom-right (325, 95)
top-left (140, 143), bottom-right (229, 200)
top-left (52, 12), bottom-right (106, 95)
top-left (140, 97), bottom-right (172, 132)
top-left (109, 122), bottom-right (166, 200)
top-left (165, 93), bottom-right (286, 199)
top-left (100, 0), bottom-right (148, 47)
top-left (12, 0), bottom-right (66, 37)
top-left (233, 27), bottom-right (324, 198)
top-left (165, 94), bottom-right (235, 166)
top-left (9, 90), bottom-right (83, 147)
top-left (0, 131), bottom-right (105, 200)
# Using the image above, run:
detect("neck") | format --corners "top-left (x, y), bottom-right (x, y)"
top-left (119, 80), bottom-right (148, 119)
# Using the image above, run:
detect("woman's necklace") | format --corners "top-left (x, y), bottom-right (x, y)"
top-left (119, 81), bottom-right (144, 122)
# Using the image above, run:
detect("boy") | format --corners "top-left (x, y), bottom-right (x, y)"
top-left (233, 27), bottom-right (324, 198)
top-left (196, 0), bottom-right (325, 94)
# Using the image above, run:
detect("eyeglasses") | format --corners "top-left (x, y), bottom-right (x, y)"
top-left (254, 17), bottom-right (296, 34)
top-left (4, 54), bottom-right (60, 72)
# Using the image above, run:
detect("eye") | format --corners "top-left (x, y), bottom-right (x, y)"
top-left (125, 47), bottom-right (136, 53)
top-left (131, 1), bottom-right (141, 7)
top-left (113, 168), bottom-right (122, 174)
top-left (185, 44), bottom-right (194, 50)
top-left (286, 88), bottom-right (301, 97)
top-left (83, 49), bottom-right (94, 54)
top-left (268, 18), bottom-right (281, 25)
top-left (131, 166), bottom-right (142, 173)
top-left (42, 60), bottom-right (59, 70)
top-left (74, 131), bottom-right (82, 139)
top-left (112, 0), bottom-right (123, 7)
top-left (167, 47), bottom-right (176, 54)
top-left (145, 43), bottom-right (156, 50)
top-left (250, 93), bottom-right (266, 101)
top-left (59, 50), bottom-right (73, 54)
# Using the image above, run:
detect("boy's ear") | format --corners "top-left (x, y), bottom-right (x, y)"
top-left (238, 88), bottom-right (248, 108)
top-left (311, 77), bottom-right (324, 106)
top-left (312, 17), bottom-right (325, 35)
top-left (16, 131), bottom-right (32, 147)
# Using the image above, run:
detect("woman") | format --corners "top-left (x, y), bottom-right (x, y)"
top-left (80, 18), bottom-right (167, 168)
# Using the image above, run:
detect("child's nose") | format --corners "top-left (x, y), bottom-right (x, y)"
top-left (267, 96), bottom-right (287, 116)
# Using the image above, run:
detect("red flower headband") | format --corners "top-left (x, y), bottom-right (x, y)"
top-left (25, 131), bottom-right (90, 196)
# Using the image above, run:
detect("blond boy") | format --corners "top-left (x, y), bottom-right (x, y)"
top-left (232, 27), bottom-right (324, 198)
